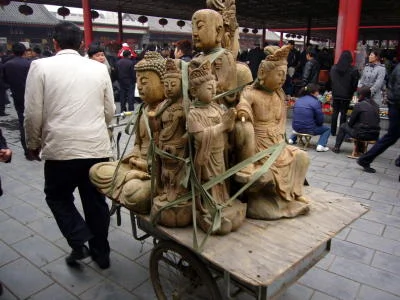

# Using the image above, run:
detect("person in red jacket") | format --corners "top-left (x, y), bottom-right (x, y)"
top-left (117, 42), bottom-right (137, 59)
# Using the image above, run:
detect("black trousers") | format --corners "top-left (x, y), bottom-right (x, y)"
top-left (44, 158), bottom-right (110, 255)
top-left (359, 103), bottom-right (400, 165)
top-left (331, 99), bottom-right (350, 135)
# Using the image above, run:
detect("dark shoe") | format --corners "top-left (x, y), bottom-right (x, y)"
top-left (332, 147), bottom-right (340, 153)
top-left (357, 159), bottom-right (376, 173)
top-left (395, 156), bottom-right (400, 167)
top-left (65, 245), bottom-right (90, 266)
top-left (91, 249), bottom-right (110, 269)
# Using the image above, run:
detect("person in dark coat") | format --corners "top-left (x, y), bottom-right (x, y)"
top-left (302, 50), bottom-right (320, 87)
top-left (3, 42), bottom-right (31, 157)
top-left (116, 50), bottom-right (136, 112)
top-left (330, 50), bottom-right (360, 136)
top-left (332, 86), bottom-right (380, 153)
top-left (357, 61), bottom-right (400, 173)
top-left (247, 43), bottom-right (266, 80)
top-left (0, 61), bottom-right (9, 116)
top-left (289, 83), bottom-right (331, 152)
top-left (0, 128), bottom-right (12, 196)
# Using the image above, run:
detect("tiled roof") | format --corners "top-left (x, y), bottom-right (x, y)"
top-left (0, 2), bottom-right (59, 26)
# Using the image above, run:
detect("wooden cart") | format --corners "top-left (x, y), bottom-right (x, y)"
top-left (128, 186), bottom-right (368, 300)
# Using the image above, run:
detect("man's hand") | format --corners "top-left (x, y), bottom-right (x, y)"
top-left (0, 148), bottom-right (12, 163)
top-left (26, 148), bottom-right (41, 161)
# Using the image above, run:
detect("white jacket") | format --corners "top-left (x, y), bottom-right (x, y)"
top-left (24, 49), bottom-right (116, 160)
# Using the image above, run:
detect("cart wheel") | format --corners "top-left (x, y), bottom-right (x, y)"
top-left (150, 240), bottom-right (221, 300)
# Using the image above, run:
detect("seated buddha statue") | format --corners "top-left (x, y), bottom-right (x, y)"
top-left (89, 51), bottom-right (166, 213)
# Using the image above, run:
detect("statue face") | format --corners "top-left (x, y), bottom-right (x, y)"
top-left (136, 70), bottom-right (165, 104)
top-left (260, 65), bottom-right (287, 91)
top-left (163, 77), bottom-right (182, 100)
top-left (194, 80), bottom-right (216, 104)
top-left (192, 11), bottom-right (221, 51)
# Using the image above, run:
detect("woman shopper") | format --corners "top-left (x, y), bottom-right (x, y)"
top-left (330, 50), bottom-right (359, 136)
top-left (358, 48), bottom-right (386, 105)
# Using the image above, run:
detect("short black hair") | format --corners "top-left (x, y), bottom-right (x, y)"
top-left (87, 43), bottom-right (105, 57)
top-left (53, 21), bottom-right (82, 51)
top-left (122, 50), bottom-right (131, 57)
top-left (175, 39), bottom-right (192, 56)
top-left (288, 40), bottom-right (295, 46)
top-left (358, 86), bottom-right (372, 99)
top-left (306, 50), bottom-right (315, 57)
top-left (33, 46), bottom-right (42, 55)
top-left (12, 42), bottom-right (26, 56)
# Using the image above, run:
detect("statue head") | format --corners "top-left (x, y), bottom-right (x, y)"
top-left (257, 45), bottom-right (290, 91)
top-left (163, 58), bottom-right (182, 101)
top-left (135, 51), bottom-right (166, 105)
top-left (192, 9), bottom-right (224, 52)
top-left (189, 60), bottom-right (216, 103)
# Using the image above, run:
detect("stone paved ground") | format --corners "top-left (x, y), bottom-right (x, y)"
top-left (0, 102), bottom-right (399, 300)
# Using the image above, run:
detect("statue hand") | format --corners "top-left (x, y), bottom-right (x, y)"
top-left (222, 108), bottom-right (237, 132)
top-left (237, 110), bottom-right (249, 122)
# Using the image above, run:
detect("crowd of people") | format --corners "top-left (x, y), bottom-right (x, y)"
top-left (284, 39), bottom-right (399, 169)
top-left (0, 19), bottom-right (399, 274)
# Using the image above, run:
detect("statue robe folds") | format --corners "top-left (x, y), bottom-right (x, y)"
top-left (236, 86), bottom-right (310, 220)
top-left (188, 102), bottom-right (246, 235)
top-left (89, 107), bottom-right (152, 214)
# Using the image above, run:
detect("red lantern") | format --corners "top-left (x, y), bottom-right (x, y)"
top-left (242, 28), bottom-right (249, 34)
top-left (138, 15), bottom-right (148, 24)
top-left (0, 0), bottom-right (11, 6)
top-left (159, 18), bottom-right (168, 27)
top-left (57, 6), bottom-right (70, 18)
top-left (177, 20), bottom-right (185, 28)
top-left (252, 28), bottom-right (258, 34)
top-left (19, 4), bottom-right (33, 16)
top-left (91, 10), bottom-right (99, 20)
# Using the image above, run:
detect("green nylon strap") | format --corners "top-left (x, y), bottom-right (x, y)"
top-left (205, 47), bottom-right (225, 64)
top-left (106, 104), bottom-right (143, 196)
top-left (212, 80), bottom-right (253, 102)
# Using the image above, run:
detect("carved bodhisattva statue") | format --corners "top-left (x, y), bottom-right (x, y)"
top-left (89, 52), bottom-right (166, 213)
top-left (187, 60), bottom-right (246, 235)
top-left (235, 45), bottom-right (311, 220)
top-left (150, 59), bottom-right (192, 227)
top-left (190, 8), bottom-right (237, 106)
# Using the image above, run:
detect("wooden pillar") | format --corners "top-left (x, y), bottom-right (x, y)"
top-left (306, 16), bottom-right (312, 46)
top-left (334, 0), bottom-right (362, 63)
top-left (262, 28), bottom-right (266, 46)
top-left (117, 10), bottom-right (123, 44)
top-left (81, 0), bottom-right (93, 48)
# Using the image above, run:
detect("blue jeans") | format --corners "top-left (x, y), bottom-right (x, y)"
top-left (291, 125), bottom-right (330, 147)
top-left (359, 103), bottom-right (400, 165)
top-left (313, 125), bottom-right (331, 146)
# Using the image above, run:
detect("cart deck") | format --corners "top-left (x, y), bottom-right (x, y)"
top-left (131, 186), bottom-right (368, 299)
